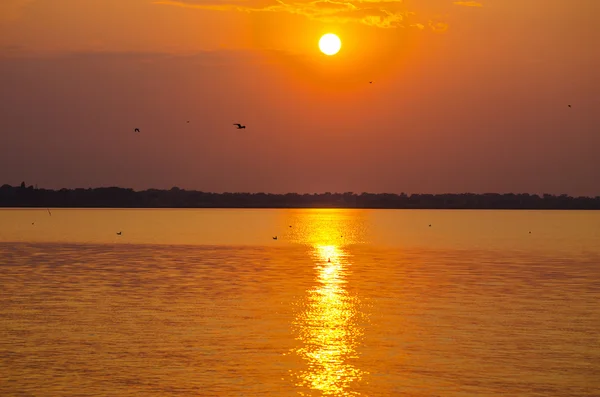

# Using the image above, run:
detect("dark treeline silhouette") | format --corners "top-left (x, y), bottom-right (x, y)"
top-left (1, 183), bottom-right (600, 209)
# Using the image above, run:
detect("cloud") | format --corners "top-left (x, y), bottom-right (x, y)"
top-left (429, 20), bottom-right (448, 32)
top-left (153, 0), bottom-right (436, 29)
top-left (453, 1), bottom-right (482, 7)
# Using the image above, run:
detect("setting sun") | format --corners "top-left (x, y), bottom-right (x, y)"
top-left (319, 34), bottom-right (341, 56)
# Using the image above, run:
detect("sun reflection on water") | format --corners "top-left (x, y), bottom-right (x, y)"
top-left (291, 242), bottom-right (366, 395)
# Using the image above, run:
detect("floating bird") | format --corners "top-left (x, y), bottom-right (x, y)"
top-left (116, 232), bottom-right (122, 236)
top-left (568, 105), bottom-right (572, 108)
top-left (31, 222), bottom-right (35, 225)
top-left (369, 81), bottom-right (373, 84)
top-left (134, 128), bottom-right (140, 132)
top-left (529, 231), bottom-right (531, 234)
top-left (47, 208), bottom-right (52, 216)
top-left (187, 121), bottom-right (190, 123)
top-left (289, 225), bottom-right (292, 228)
top-left (429, 224), bottom-right (432, 227)
top-left (272, 236), bottom-right (278, 240)
top-left (233, 123), bottom-right (246, 129)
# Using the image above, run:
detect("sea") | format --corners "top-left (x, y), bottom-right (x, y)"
top-left (1, 208), bottom-right (599, 396)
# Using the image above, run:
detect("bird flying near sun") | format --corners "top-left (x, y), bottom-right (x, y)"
top-left (319, 33), bottom-right (341, 56)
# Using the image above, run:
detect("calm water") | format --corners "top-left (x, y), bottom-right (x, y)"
top-left (1, 209), bottom-right (599, 396)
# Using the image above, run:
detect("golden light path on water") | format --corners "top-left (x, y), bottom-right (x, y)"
top-left (286, 211), bottom-right (368, 396)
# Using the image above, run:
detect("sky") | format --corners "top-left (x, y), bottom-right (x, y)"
top-left (1, 0), bottom-right (599, 196)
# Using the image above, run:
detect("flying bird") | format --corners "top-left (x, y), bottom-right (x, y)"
top-left (134, 128), bottom-right (140, 132)
top-left (233, 123), bottom-right (246, 129)
top-left (273, 236), bottom-right (278, 240)
top-left (117, 232), bottom-right (122, 236)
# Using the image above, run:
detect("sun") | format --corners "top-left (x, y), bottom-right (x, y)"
top-left (319, 34), bottom-right (341, 56)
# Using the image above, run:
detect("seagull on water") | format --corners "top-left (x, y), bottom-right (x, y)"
top-left (233, 123), bottom-right (246, 129)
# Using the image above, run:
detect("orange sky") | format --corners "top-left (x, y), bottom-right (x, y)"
top-left (1, 0), bottom-right (599, 195)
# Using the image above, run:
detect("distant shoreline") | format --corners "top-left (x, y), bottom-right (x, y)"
top-left (1, 207), bottom-right (599, 211)
top-left (2, 184), bottom-right (599, 210)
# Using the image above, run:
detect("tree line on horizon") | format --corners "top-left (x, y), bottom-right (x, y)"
top-left (1, 183), bottom-right (599, 209)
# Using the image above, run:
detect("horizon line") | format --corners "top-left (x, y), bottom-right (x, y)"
top-left (2, 183), bottom-right (599, 199)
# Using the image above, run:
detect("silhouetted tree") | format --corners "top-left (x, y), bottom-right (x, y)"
top-left (0, 183), bottom-right (599, 209)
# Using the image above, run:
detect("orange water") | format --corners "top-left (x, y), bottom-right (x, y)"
top-left (1, 209), bottom-right (599, 396)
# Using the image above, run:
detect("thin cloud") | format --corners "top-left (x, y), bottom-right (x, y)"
top-left (453, 1), bottom-right (482, 7)
top-left (154, 0), bottom-right (441, 30)
top-left (429, 20), bottom-right (449, 32)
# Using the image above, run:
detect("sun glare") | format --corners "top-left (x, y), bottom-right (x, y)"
top-left (319, 34), bottom-right (341, 56)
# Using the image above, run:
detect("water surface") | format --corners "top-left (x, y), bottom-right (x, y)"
top-left (1, 209), bottom-right (599, 396)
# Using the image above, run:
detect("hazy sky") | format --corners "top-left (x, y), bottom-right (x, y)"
top-left (1, 0), bottom-right (599, 195)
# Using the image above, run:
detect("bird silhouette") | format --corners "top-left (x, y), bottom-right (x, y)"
top-left (134, 128), bottom-right (140, 132)
top-left (47, 208), bottom-right (52, 216)
top-left (116, 232), bottom-right (122, 236)
top-left (233, 123), bottom-right (246, 129)
top-left (272, 236), bottom-right (278, 240)
top-left (568, 105), bottom-right (572, 108)
top-left (369, 81), bottom-right (373, 84)
top-left (187, 121), bottom-right (190, 123)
